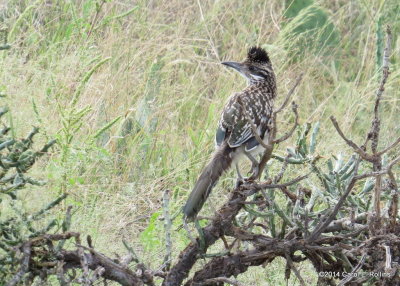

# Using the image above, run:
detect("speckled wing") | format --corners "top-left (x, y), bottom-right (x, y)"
top-left (216, 88), bottom-right (272, 151)
top-left (215, 125), bottom-right (226, 147)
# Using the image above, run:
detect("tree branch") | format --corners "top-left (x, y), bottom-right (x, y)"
top-left (330, 116), bottom-right (372, 161)
top-left (273, 102), bottom-right (299, 144)
top-left (274, 73), bottom-right (303, 114)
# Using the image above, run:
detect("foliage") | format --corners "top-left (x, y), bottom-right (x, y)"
top-left (281, 2), bottom-right (340, 61)
top-left (0, 102), bottom-right (63, 282)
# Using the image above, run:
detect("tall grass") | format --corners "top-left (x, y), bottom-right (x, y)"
top-left (0, 0), bottom-right (399, 284)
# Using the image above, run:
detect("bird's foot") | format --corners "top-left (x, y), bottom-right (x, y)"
top-left (182, 219), bottom-right (197, 245)
top-left (235, 177), bottom-right (245, 188)
top-left (247, 163), bottom-right (260, 181)
top-left (194, 219), bottom-right (206, 253)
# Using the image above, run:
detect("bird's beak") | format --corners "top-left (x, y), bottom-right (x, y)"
top-left (221, 61), bottom-right (244, 73)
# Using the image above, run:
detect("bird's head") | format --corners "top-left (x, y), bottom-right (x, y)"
top-left (222, 46), bottom-right (274, 85)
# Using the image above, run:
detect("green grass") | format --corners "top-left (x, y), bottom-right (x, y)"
top-left (0, 0), bottom-right (399, 285)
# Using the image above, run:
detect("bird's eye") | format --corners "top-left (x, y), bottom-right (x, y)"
top-left (249, 66), bottom-right (255, 71)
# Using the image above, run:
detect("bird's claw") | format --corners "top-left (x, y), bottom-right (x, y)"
top-left (235, 177), bottom-right (244, 188)
top-left (247, 164), bottom-right (259, 181)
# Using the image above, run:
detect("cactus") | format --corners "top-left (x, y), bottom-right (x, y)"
top-left (0, 100), bottom-right (68, 282)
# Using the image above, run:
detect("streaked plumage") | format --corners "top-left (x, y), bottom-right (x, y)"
top-left (183, 47), bottom-right (277, 220)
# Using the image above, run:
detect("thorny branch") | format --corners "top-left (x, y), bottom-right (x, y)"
top-left (6, 243), bottom-right (31, 286)
top-left (8, 233), bottom-right (152, 286)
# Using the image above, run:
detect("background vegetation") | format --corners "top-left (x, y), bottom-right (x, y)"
top-left (0, 0), bottom-right (399, 284)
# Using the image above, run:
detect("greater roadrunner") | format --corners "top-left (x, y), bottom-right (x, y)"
top-left (183, 47), bottom-right (277, 220)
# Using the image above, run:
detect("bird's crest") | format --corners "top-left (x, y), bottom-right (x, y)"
top-left (247, 46), bottom-right (270, 64)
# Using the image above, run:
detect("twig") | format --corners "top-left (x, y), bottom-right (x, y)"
top-left (370, 26), bottom-right (392, 220)
top-left (273, 154), bottom-right (290, 184)
top-left (330, 116), bottom-right (372, 161)
top-left (75, 235), bottom-right (90, 285)
top-left (273, 102), bottom-right (299, 144)
top-left (203, 277), bottom-right (245, 286)
top-left (377, 136), bottom-right (400, 156)
top-left (56, 261), bottom-right (69, 286)
top-left (308, 158), bottom-right (361, 241)
top-left (87, 0), bottom-right (106, 38)
top-left (339, 155), bottom-right (400, 181)
top-left (388, 168), bottom-right (399, 226)
top-left (122, 240), bottom-right (140, 264)
top-left (6, 242), bottom-right (31, 286)
top-left (72, 244), bottom-right (145, 285)
top-left (274, 73), bottom-right (303, 114)
top-left (383, 245), bottom-right (392, 271)
top-left (162, 189), bottom-right (172, 271)
top-left (279, 186), bottom-right (297, 203)
top-left (370, 25), bottom-right (392, 154)
top-left (251, 173), bottom-right (310, 191)
top-left (338, 253), bottom-right (367, 286)
top-left (285, 253), bottom-right (306, 286)
top-left (387, 154), bottom-right (400, 170)
top-left (323, 213), bottom-right (367, 233)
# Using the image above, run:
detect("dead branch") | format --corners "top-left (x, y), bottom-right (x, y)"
top-left (377, 136), bottom-right (400, 156)
top-left (370, 26), bottom-right (392, 220)
top-left (337, 253), bottom-right (367, 286)
top-left (203, 277), bottom-right (245, 286)
top-left (6, 242), bottom-right (31, 286)
top-left (162, 189), bottom-right (172, 271)
top-left (60, 248), bottom-right (146, 286)
top-left (163, 188), bottom-right (248, 286)
top-left (273, 102), bottom-right (299, 144)
top-left (323, 212), bottom-right (367, 233)
top-left (184, 249), bottom-right (274, 286)
top-left (330, 116), bottom-right (372, 161)
top-left (7, 233), bottom-right (146, 286)
top-left (250, 173), bottom-right (310, 191)
top-left (274, 73), bottom-right (303, 114)
top-left (388, 167), bottom-right (399, 227)
top-left (285, 253), bottom-right (306, 286)
top-left (369, 26), bottom-right (392, 155)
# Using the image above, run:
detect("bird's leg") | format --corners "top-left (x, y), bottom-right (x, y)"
top-left (183, 217), bottom-right (207, 254)
top-left (243, 151), bottom-right (259, 179)
top-left (207, 196), bottom-right (217, 216)
top-left (194, 219), bottom-right (206, 254)
top-left (235, 162), bottom-right (244, 188)
top-left (183, 218), bottom-right (197, 245)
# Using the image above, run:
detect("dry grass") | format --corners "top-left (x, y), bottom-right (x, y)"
top-left (1, 0), bottom-right (399, 284)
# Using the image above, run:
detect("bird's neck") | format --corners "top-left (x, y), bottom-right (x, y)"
top-left (247, 77), bottom-right (277, 99)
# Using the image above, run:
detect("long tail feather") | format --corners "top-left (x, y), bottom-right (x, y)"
top-left (183, 143), bottom-right (233, 220)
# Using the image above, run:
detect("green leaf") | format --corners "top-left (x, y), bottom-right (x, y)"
top-left (139, 212), bottom-right (161, 251)
top-left (309, 122), bottom-right (319, 154)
